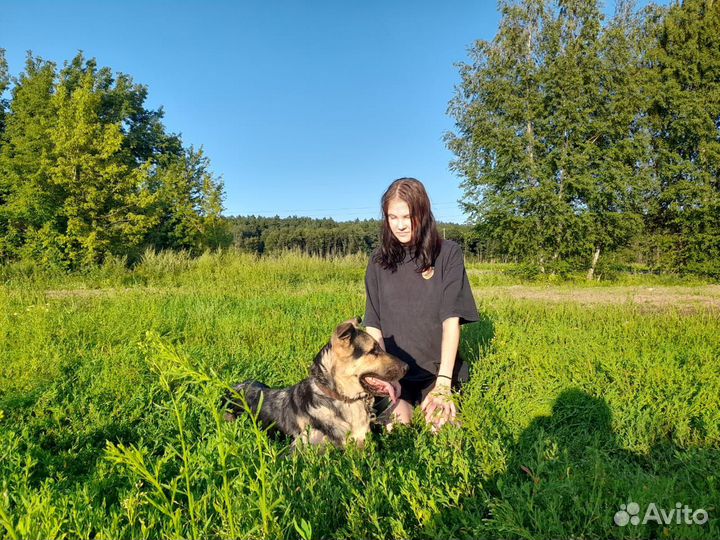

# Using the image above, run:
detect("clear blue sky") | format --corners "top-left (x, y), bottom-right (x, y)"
top-left (3, 1), bottom-right (663, 223)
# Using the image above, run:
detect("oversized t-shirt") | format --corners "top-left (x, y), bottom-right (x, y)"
top-left (364, 240), bottom-right (479, 382)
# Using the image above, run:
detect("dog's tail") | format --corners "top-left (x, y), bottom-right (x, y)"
top-left (222, 381), bottom-right (268, 421)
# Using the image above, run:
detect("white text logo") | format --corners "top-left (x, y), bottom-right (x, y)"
top-left (614, 502), bottom-right (708, 526)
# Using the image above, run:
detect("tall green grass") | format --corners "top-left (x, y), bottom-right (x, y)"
top-left (0, 251), bottom-right (717, 538)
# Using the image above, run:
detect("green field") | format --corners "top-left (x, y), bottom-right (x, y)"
top-left (1, 251), bottom-right (718, 539)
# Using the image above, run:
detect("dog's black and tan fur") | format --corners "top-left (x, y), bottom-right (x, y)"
top-left (224, 318), bottom-right (407, 447)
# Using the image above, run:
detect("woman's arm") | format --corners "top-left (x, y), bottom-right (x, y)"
top-left (437, 317), bottom-right (460, 384)
top-left (365, 326), bottom-right (386, 351)
top-left (421, 317), bottom-right (460, 428)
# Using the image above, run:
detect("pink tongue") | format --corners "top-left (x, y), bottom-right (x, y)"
top-left (366, 377), bottom-right (398, 404)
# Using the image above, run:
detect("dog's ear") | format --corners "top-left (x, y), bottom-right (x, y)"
top-left (339, 317), bottom-right (361, 328)
top-left (334, 321), bottom-right (357, 343)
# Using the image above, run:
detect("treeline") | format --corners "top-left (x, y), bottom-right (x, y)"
top-left (226, 215), bottom-right (479, 257)
top-left (0, 51), bottom-right (230, 269)
top-left (4, 0), bottom-right (718, 277)
top-left (448, 0), bottom-right (720, 278)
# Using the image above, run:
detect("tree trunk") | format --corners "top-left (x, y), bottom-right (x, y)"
top-left (587, 246), bottom-right (601, 281)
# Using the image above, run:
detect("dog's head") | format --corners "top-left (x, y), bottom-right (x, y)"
top-left (312, 317), bottom-right (408, 402)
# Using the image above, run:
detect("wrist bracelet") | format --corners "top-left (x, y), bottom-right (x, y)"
top-left (436, 374), bottom-right (452, 381)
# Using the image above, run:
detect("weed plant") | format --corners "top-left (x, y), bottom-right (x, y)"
top-left (0, 251), bottom-right (718, 538)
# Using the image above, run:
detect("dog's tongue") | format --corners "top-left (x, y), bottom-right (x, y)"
top-left (365, 377), bottom-right (399, 404)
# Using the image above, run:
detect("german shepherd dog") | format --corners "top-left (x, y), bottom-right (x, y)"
top-left (224, 318), bottom-right (408, 447)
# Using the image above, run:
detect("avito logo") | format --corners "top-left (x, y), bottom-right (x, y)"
top-left (614, 501), bottom-right (708, 526)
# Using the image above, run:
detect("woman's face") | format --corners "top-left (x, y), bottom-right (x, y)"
top-left (387, 198), bottom-right (412, 244)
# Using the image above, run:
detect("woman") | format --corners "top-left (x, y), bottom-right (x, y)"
top-left (364, 178), bottom-right (479, 430)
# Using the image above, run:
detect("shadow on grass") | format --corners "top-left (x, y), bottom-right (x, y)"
top-left (484, 388), bottom-right (719, 539)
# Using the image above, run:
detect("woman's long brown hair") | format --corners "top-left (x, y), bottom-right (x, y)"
top-left (374, 178), bottom-right (442, 272)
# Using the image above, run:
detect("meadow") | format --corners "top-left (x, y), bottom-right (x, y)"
top-left (0, 250), bottom-right (718, 539)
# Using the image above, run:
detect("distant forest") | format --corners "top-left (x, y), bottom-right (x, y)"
top-left (1, 0), bottom-right (719, 278)
top-left (225, 215), bottom-right (479, 258)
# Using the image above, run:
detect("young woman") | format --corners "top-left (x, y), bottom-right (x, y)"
top-left (364, 178), bottom-right (479, 429)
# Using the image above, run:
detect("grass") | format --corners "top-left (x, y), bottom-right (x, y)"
top-left (0, 251), bottom-right (718, 539)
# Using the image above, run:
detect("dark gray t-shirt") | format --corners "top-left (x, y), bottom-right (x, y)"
top-left (364, 240), bottom-right (479, 381)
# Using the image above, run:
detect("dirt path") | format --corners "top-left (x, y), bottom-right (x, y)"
top-left (41, 284), bottom-right (720, 311)
top-left (44, 287), bottom-right (167, 299)
top-left (474, 285), bottom-right (720, 311)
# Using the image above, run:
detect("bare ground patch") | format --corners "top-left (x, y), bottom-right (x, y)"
top-left (44, 287), bottom-right (168, 299)
top-left (40, 284), bottom-right (720, 312)
top-left (475, 285), bottom-right (720, 311)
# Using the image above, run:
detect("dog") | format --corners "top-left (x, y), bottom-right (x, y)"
top-left (224, 317), bottom-right (408, 447)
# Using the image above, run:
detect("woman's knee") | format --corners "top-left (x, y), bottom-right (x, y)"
top-left (391, 399), bottom-right (413, 424)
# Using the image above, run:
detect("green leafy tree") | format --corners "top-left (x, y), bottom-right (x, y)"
top-left (645, 0), bottom-right (720, 274)
top-left (49, 58), bottom-right (158, 266)
top-left (149, 147), bottom-right (229, 253)
top-left (448, 0), bottom-right (653, 276)
top-left (0, 54), bottom-right (60, 263)
top-left (0, 49), bottom-right (9, 134)
top-left (0, 48), bottom-right (9, 252)
top-left (0, 52), bottom-right (229, 267)
top-left (540, 0), bottom-right (653, 278)
top-left (447, 0), bottom-right (550, 263)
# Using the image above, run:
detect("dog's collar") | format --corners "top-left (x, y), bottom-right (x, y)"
top-left (315, 381), bottom-right (362, 404)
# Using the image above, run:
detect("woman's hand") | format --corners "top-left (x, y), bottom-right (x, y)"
top-left (420, 379), bottom-right (456, 431)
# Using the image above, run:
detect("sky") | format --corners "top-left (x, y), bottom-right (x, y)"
top-left (2, 0), bottom-right (664, 223)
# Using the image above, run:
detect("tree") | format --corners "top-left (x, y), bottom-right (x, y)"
top-left (0, 49), bottom-right (9, 134)
top-left (0, 49), bottom-right (10, 252)
top-left (542, 0), bottom-right (653, 278)
top-left (0, 54), bottom-right (60, 263)
top-left (148, 147), bottom-right (229, 253)
top-left (48, 58), bottom-right (158, 266)
top-left (448, 0), bottom-right (653, 276)
top-left (645, 0), bottom-right (720, 273)
top-left (447, 0), bottom-right (551, 263)
top-left (0, 52), bottom-right (229, 267)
